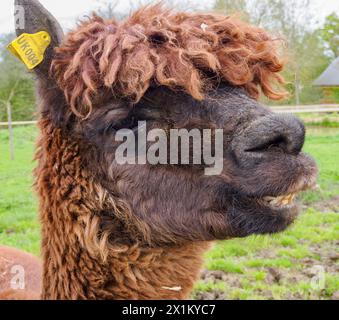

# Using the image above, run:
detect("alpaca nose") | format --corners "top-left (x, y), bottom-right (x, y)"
top-left (233, 114), bottom-right (305, 157)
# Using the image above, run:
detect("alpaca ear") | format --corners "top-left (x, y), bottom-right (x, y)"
top-left (14, 0), bottom-right (64, 78)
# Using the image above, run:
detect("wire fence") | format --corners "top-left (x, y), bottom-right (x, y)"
top-left (0, 120), bottom-right (37, 127)
top-left (1, 104), bottom-right (339, 128)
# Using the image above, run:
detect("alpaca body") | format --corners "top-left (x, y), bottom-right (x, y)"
top-left (0, 246), bottom-right (41, 299)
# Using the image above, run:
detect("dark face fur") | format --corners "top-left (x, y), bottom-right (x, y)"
top-left (69, 84), bottom-right (317, 246)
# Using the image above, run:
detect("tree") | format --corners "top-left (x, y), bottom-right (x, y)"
top-left (215, 0), bottom-right (283, 26)
top-left (0, 33), bottom-right (36, 122)
top-left (0, 33), bottom-right (36, 159)
top-left (94, 0), bottom-right (208, 20)
top-left (95, 0), bottom-right (121, 19)
top-left (127, 0), bottom-right (207, 12)
top-left (0, 79), bottom-right (19, 160)
top-left (322, 13), bottom-right (339, 58)
top-left (214, 0), bottom-right (247, 16)
top-left (213, 0), bottom-right (331, 105)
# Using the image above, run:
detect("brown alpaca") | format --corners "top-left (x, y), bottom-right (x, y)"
top-left (0, 246), bottom-right (41, 299)
top-left (0, 0), bottom-right (317, 300)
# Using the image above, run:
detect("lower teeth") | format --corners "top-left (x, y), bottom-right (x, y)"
top-left (263, 193), bottom-right (296, 207)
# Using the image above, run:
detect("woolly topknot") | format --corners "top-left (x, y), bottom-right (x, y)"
top-left (51, 4), bottom-right (287, 118)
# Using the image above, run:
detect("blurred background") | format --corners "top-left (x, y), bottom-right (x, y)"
top-left (0, 0), bottom-right (338, 300)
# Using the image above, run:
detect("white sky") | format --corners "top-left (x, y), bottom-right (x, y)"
top-left (0, 0), bottom-right (339, 34)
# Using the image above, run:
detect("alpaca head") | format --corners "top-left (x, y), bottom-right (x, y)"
top-left (17, 1), bottom-right (317, 247)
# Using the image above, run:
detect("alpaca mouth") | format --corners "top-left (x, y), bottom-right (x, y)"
top-left (225, 176), bottom-right (319, 238)
top-left (262, 193), bottom-right (298, 209)
top-left (259, 179), bottom-right (318, 210)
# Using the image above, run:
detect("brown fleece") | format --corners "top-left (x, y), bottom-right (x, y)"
top-left (33, 119), bottom-right (210, 299)
top-left (0, 246), bottom-right (41, 300)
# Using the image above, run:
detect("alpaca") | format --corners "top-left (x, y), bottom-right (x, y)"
top-left (0, 246), bottom-right (41, 299)
top-left (0, 0), bottom-right (317, 300)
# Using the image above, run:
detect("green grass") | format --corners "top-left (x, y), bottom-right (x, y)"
top-left (297, 113), bottom-right (339, 127)
top-left (0, 120), bottom-right (338, 300)
top-left (0, 126), bottom-right (40, 255)
top-left (307, 120), bottom-right (339, 128)
top-left (302, 131), bottom-right (339, 202)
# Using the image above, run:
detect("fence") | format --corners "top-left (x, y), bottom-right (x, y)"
top-left (1, 104), bottom-right (339, 129)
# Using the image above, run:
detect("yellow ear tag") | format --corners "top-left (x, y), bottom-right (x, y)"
top-left (7, 31), bottom-right (51, 70)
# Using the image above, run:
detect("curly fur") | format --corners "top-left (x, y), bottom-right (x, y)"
top-left (51, 4), bottom-right (286, 118)
top-left (34, 120), bottom-right (209, 299)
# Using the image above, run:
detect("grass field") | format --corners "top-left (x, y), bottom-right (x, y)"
top-left (0, 124), bottom-right (338, 300)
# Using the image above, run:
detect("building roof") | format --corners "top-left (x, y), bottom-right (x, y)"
top-left (313, 57), bottom-right (339, 87)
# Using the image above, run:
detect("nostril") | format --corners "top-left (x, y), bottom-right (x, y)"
top-left (239, 115), bottom-right (306, 156)
top-left (245, 135), bottom-right (288, 153)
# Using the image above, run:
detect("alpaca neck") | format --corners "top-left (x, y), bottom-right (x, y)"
top-left (35, 119), bottom-right (209, 299)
